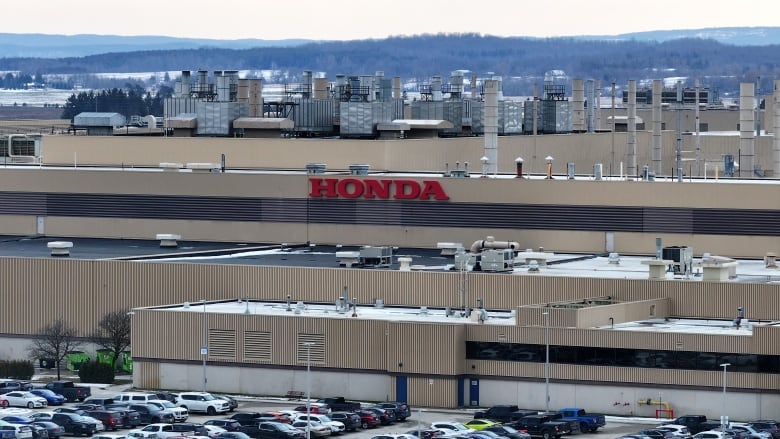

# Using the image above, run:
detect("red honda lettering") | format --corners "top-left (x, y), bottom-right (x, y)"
top-left (363, 179), bottom-right (392, 199)
top-left (337, 178), bottom-right (364, 198)
top-left (308, 178), bottom-right (338, 197)
top-left (419, 180), bottom-right (450, 200)
top-left (393, 180), bottom-right (421, 200)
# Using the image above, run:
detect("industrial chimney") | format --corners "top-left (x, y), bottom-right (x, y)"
top-left (740, 82), bottom-right (756, 177)
top-left (572, 79), bottom-right (585, 132)
top-left (652, 79), bottom-right (663, 175)
top-left (483, 79), bottom-right (499, 175)
top-left (774, 79), bottom-right (780, 177)
top-left (627, 79), bottom-right (637, 178)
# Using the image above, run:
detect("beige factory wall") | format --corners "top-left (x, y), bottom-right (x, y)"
top-left (36, 130), bottom-right (777, 177)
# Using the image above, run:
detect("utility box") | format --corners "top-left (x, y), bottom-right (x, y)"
top-left (479, 249), bottom-right (515, 272)
top-left (662, 246), bottom-right (693, 275)
top-left (359, 246), bottom-right (392, 268)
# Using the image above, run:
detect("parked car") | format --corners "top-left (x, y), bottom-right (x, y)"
top-left (28, 423), bottom-right (50, 439)
top-left (484, 425), bottom-right (532, 439)
top-left (693, 432), bottom-right (732, 439)
top-left (254, 422), bottom-right (304, 439)
top-left (128, 403), bottom-right (175, 425)
top-left (79, 415), bottom-right (106, 433)
top-left (254, 412), bottom-right (292, 425)
top-left (293, 404), bottom-right (330, 415)
top-left (290, 421), bottom-right (330, 438)
top-left (0, 391), bottom-right (48, 408)
top-left (377, 402), bottom-right (411, 422)
top-left (32, 422), bottom-right (65, 439)
top-left (749, 422), bottom-right (780, 439)
top-left (292, 414), bottom-right (344, 435)
top-left (177, 393), bottom-right (230, 416)
top-left (0, 420), bottom-right (34, 439)
top-left (85, 410), bottom-right (125, 431)
top-left (362, 408), bottom-right (392, 426)
top-left (205, 420), bottom-right (243, 432)
top-left (128, 423), bottom-right (180, 439)
top-left (43, 382), bottom-right (91, 403)
top-left (657, 425), bottom-right (694, 439)
top-left (171, 422), bottom-right (210, 437)
top-left (213, 395), bottom-right (238, 412)
top-left (730, 424), bottom-right (772, 439)
top-left (2, 416), bottom-right (35, 424)
top-left (50, 413), bottom-right (98, 437)
top-left (638, 429), bottom-right (677, 439)
top-left (355, 411), bottom-right (379, 430)
top-left (103, 404), bottom-right (142, 428)
top-left (30, 390), bottom-right (66, 407)
top-left (329, 413), bottom-right (360, 432)
top-left (146, 400), bottom-right (189, 423)
top-left (430, 422), bottom-right (477, 436)
top-left (464, 420), bottom-right (502, 432)
top-left (202, 425), bottom-right (228, 438)
top-left (0, 381), bottom-right (32, 394)
top-left (217, 433), bottom-right (253, 439)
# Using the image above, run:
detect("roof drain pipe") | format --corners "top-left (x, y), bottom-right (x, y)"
top-left (470, 236), bottom-right (520, 253)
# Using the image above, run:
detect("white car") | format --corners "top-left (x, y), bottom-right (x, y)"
top-left (657, 424), bottom-right (693, 439)
top-left (0, 391), bottom-right (47, 408)
top-left (0, 420), bottom-right (33, 439)
top-left (28, 412), bottom-right (55, 422)
top-left (294, 414), bottom-right (344, 434)
top-left (291, 420), bottom-right (331, 438)
top-left (694, 432), bottom-right (732, 439)
top-left (147, 400), bottom-right (189, 422)
top-left (202, 425), bottom-right (227, 438)
top-left (730, 423), bottom-right (772, 439)
top-left (93, 434), bottom-right (131, 439)
top-left (129, 423), bottom-right (181, 439)
top-left (176, 392), bottom-right (230, 415)
top-left (430, 422), bottom-right (476, 435)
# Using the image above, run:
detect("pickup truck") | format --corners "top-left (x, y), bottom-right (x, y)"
top-left (510, 414), bottom-right (570, 439)
top-left (474, 405), bottom-right (537, 423)
top-left (557, 408), bottom-right (607, 433)
top-left (316, 397), bottom-right (361, 412)
top-left (672, 415), bottom-right (710, 434)
top-left (44, 380), bottom-right (91, 403)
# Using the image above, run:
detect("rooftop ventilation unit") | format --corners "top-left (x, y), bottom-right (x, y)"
top-left (443, 161), bottom-right (469, 178)
top-left (479, 249), bottom-right (515, 272)
top-left (359, 246), bottom-right (392, 268)
top-left (662, 246), bottom-right (693, 275)
top-left (348, 164), bottom-right (370, 175)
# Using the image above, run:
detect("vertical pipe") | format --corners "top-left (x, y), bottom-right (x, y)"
top-left (595, 80), bottom-right (602, 131)
top-left (585, 80), bottom-right (595, 133)
top-left (533, 84), bottom-right (539, 136)
top-left (202, 300), bottom-right (207, 392)
top-left (774, 79), bottom-right (780, 177)
top-left (611, 82), bottom-right (616, 175)
top-left (484, 79), bottom-right (499, 175)
top-left (695, 78), bottom-right (702, 176)
top-left (652, 80), bottom-right (663, 176)
top-left (543, 311), bottom-right (550, 413)
top-left (572, 79), bottom-right (585, 132)
top-left (627, 80), bottom-right (637, 178)
top-left (392, 76), bottom-right (401, 100)
top-left (471, 75), bottom-right (478, 100)
top-left (305, 342), bottom-right (312, 439)
top-left (676, 81), bottom-right (684, 182)
top-left (313, 78), bottom-right (329, 100)
top-left (740, 82), bottom-right (756, 178)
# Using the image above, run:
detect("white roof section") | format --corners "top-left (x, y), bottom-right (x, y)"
top-left (594, 317), bottom-right (780, 336)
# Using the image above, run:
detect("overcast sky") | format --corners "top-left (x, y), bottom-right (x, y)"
top-left (13, 0), bottom-right (777, 40)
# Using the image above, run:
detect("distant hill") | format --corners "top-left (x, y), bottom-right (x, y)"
top-left (0, 27), bottom-right (778, 59)
top-left (586, 26), bottom-right (780, 46)
top-left (0, 33), bottom-right (312, 58)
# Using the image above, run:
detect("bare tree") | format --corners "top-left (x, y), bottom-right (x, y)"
top-left (28, 319), bottom-right (82, 380)
top-left (91, 309), bottom-right (131, 371)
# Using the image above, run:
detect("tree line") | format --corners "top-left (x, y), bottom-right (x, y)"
top-left (60, 85), bottom-right (173, 120)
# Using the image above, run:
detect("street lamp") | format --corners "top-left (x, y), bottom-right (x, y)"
top-left (720, 363), bottom-right (731, 430)
top-left (303, 341), bottom-right (314, 439)
top-left (201, 300), bottom-right (208, 392)
top-left (543, 311), bottom-right (550, 413)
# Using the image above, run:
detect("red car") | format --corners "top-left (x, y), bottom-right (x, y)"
top-left (356, 410), bottom-right (379, 429)
top-left (292, 403), bottom-right (330, 415)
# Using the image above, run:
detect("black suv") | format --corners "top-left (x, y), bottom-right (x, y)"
top-left (750, 421), bottom-right (780, 439)
top-left (377, 402), bottom-right (411, 421)
top-left (104, 403), bottom-right (142, 427)
top-left (51, 413), bottom-right (97, 436)
top-left (85, 410), bottom-right (124, 431)
top-left (128, 403), bottom-right (175, 424)
top-left (330, 412), bottom-right (361, 432)
top-left (255, 422), bottom-right (304, 439)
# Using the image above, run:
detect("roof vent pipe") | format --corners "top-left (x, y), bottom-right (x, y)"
top-left (627, 79), bottom-right (637, 178)
top-left (740, 82), bottom-right (756, 178)
top-left (652, 80), bottom-right (663, 175)
top-left (774, 79), bottom-right (780, 177)
top-left (470, 236), bottom-right (520, 253)
top-left (431, 76), bottom-right (443, 101)
top-left (483, 79), bottom-right (499, 175)
top-left (594, 163), bottom-right (603, 180)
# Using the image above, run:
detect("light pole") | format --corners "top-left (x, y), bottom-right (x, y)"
top-left (543, 311), bottom-right (550, 413)
top-left (201, 300), bottom-right (208, 392)
top-left (304, 341), bottom-right (314, 439)
top-left (720, 363), bottom-right (731, 430)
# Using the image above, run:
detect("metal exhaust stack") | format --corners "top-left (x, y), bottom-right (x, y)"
top-left (740, 82), bottom-right (756, 178)
top-left (572, 79), bottom-right (585, 132)
top-left (595, 80), bottom-right (602, 130)
top-left (313, 77), bottom-right (329, 100)
top-left (392, 76), bottom-right (401, 99)
top-left (627, 80), bottom-right (637, 178)
top-left (774, 79), bottom-right (780, 177)
top-left (652, 80), bottom-right (663, 175)
top-left (471, 75), bottom-right (478, 100)
top-left (483, 79), bottom-right (499, 175)
top-left (585, 80), bottom-right (595, 132)
top-left (695, 78), bottom-right (702, 176)
top-left (181, 71), bottom-right (191, 96)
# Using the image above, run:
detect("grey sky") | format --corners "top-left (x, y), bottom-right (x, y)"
top-left (13, 0), bottom-right (778, 40)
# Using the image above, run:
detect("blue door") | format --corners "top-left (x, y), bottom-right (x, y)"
top-left (395, 375), bottom-right (407, 402)
top-left (469, 378), bottom-right (480, 406)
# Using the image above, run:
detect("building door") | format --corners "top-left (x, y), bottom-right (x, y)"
top-left (469, 378), bottom-right (479, 406)
top-left (395, 375), bottom-right (407, 403)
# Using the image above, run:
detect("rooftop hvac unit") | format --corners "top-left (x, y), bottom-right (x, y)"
top-left (359, 246), bottom-right (392, 268)
top-left (478, 249), bottom-right (515, 272)
top-left (662, 246), bottom-right (693, 275)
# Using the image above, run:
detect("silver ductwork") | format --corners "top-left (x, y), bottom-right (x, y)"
top-left (652, 79), bottom-right (663, 175)
top-left (740, 82), bottom-right (756, 177)
top-left (627, 79), bottom-right (637, 178)
top-left (470, 236), bottom-right (520, 253)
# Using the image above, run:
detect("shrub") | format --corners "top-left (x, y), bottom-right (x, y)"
top-left (78, 360), bottom-right (115, 384)
top-left (0, 360), bottom-right (34, 380)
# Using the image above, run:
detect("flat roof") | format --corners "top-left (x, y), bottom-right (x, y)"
top-left (1, 236), bottom-right (777, 284)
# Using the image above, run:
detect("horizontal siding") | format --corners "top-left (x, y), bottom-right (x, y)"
top-left (1, 191), bottom-right (777, 236)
